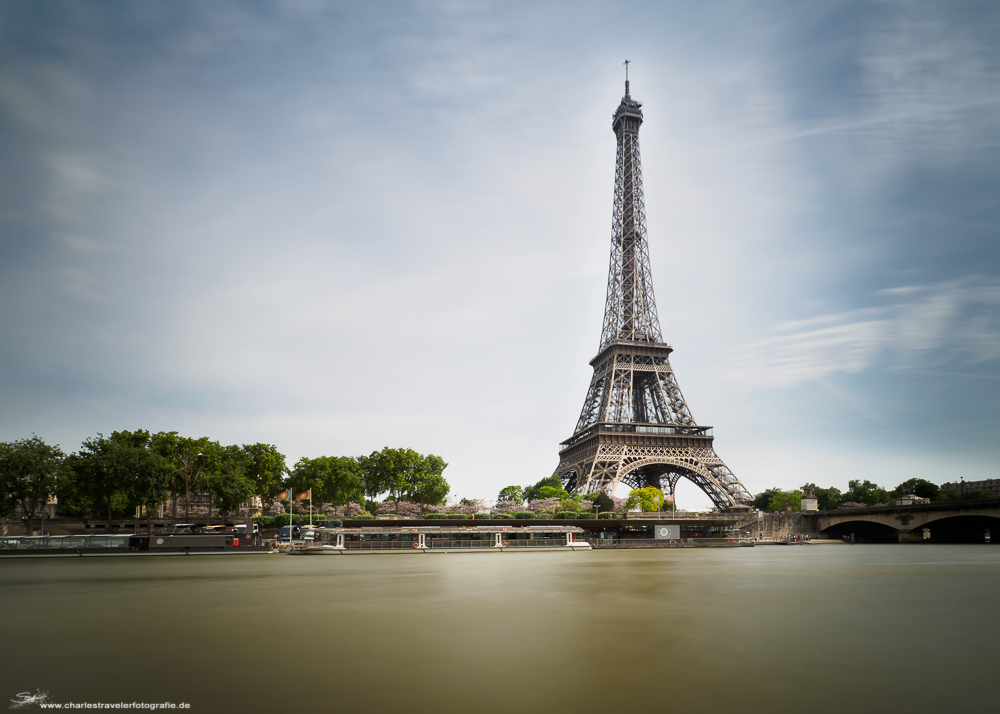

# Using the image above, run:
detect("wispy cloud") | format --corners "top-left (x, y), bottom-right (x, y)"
top-left (730, 277), bottom-right (1000, 387)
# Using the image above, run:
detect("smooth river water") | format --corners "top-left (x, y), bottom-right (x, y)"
top-left (2, 545), bottom-right (998, 713)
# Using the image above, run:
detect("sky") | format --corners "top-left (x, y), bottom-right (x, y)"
top-left (1, 0), bottom-right (998, 509)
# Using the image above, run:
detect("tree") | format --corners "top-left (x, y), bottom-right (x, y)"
top-left (493, 500), bottom-right (522, 514)
top-left (769, 490), bottom-right (802, 512)
top-left (358, 448), bottom-right (403, 506)
top-left (357, 447), bottom-right (449, 514)
top-left (68, 432), bottom-right (162, 531)
top-left (289, 456), bottom-right (364, 509)
top-left (115, 430), bottom-right (171, 534)
top-left (242, 443), bottom-right (287, 511)
top-left (406, 454), bottom-right (449, 506)
top-left (964, 490), bottom-right (993, 501)
top-left (0, 436), bottom-right (65, 536)
top-left (151, 433), bottom-right (214, 520)
top-left (892, 478), bottom-right (940, 501)
top-left (527, 497), bottom-right (563, 514)
top-left (452, 498), bottom-right (488, 516)
top-left (497, 486), bottom-right (524, 505)
top-left (0, 465), bottom-right (15, 520)
top-left (203, 444), bottom-right (254, 525)
top-left (588, 492), bottom-right (614, 514)
top-left (524, 475), bottom-right (562, 503)
top-left (625, 487), bottom-right (664, 512)
top-left (752, 488), bottom-right (782, 511)
top-left (537, 485), bottom-right (570, 500)
top-left (844, 479), bottom-right (892, 507)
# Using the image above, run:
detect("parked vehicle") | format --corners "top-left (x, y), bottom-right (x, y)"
top-left (196, 525), bottom-right (227, 534)
top-left (277, 525), bottom-right (301, 545)
top-left (160, 524), bottom-right (197, 535)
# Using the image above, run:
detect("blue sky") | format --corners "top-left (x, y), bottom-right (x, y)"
top-left (1, 1), bottom-right (998, 508)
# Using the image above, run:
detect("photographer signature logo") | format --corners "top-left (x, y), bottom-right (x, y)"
top-left (10, 690), bottom-right (49, 709)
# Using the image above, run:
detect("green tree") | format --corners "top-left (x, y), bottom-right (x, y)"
top-left (497, 485), bottom-right (524, 505)
top-left (537, 485), bottom-right (570, 500)
top-left (588, 492), bottom-right (614, 514)
top-left (524, 475), bottom-right (562, 503)
top-left (114, 430), bottom-right (171, 533)
top-left (68, 432), bottom-right (160, 531)
top-left (0, 436), bottom-right (65, 535)
top-left (406, 454), bottom-right (449, 506)
top-left (203, 444), bottom-right (254, 525)
top-left (625, 486), bottom-right (664, 512)
top-left (151, 433), bottom-right (214, 520)
top-left (769, 490), bottom-right (803, 512)
top-left (242, 442), bottom-right (287, 511)
top-left (964, 490), bottom-right (993, 501)
top-left (891, 478), bottom-right (940, 501)
top-left (359, 447), bottom-right (413, 513)
top-left (752, 488), bottom-right (781, 511)
top-left (844, 479), bottom-right (892, 506)
top-left (358, 448), bottom-right (398, 506)
top-left (289, 455), bottom-right (364, 509)
top-left (357, 448), bottom-right (449, 514)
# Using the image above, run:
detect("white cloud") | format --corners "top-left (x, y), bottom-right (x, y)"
top-left (729, 277), bottom-right (1000, 387)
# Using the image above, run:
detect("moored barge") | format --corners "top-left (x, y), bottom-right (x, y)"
top-left (288, 525), bottom-right (591, 554)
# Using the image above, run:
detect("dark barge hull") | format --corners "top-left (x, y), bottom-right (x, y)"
top-left (0, 534), bottom-right (274, 558)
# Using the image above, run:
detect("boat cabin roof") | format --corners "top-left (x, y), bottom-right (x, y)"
top-left (315, 525), bottom-right (584, 535)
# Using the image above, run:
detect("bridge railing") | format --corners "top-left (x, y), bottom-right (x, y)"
top-left (818, 497), bottom-right (1000, 517)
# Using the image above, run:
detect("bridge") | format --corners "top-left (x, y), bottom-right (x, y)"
top-left (810, 498), bottom-right (1000, 543)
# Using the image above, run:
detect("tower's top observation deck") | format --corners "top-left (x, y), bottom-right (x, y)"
top-left (613, 81), bottom-right (643, 135)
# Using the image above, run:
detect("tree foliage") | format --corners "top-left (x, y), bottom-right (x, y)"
top-left (150, 432), bottom-right (215, 519)
top-left (355, 447), bottom-right (449, 514)
top-left (844, 479), bottom-right (892, 506)
top-left (524, 475), bottom-right (562, 503)
top-left (768, 490), bottom-right (803, 512)
top-left (242, 442), bottom-right (287, 509)
top-left (289, 456), bottom-right (364, 509)
top-left (625, 487), bottom-right (664, 512)
top-left (537, 485), bottom-right (570, 500)
top-left (752, 488), bottom-right (782, 511)
top-left (891, 478), bottom-right (939, 501)
top-left (0, 436), bottom-right (65, 535)
top-left (66, 431), bottom-right (170, 530)
top-left (203, 444), bottom-right (254, 523)
top-left (497, 485), bottom-right (524, 505)
top-left (588, 492), bottom-right (615, 514)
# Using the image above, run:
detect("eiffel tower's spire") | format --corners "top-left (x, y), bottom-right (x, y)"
top-left (600, 76), bottom-right (662, 350)
top-left (550, 72), bottom-right (752, 511)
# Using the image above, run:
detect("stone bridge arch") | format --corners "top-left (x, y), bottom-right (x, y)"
top-left (820, 519), bottom-right (900, 542)
top-left (817, 509), bottom-right (1000, 543)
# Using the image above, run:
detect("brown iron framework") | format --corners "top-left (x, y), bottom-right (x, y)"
top-left (552, 71), bottom-right (751, 511)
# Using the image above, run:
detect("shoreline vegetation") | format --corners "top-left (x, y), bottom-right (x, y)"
top-left (0, 433), bottom-right (981, 535)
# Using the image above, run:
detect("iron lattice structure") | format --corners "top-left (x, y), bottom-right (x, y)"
top-left (552, 78), bottom-right (751, 511)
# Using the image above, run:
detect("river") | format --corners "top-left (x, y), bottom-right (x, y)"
top-left (2, 545), bottom-right (998, 712)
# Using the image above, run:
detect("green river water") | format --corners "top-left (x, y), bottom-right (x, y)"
top-left (2, 545), bottom-right (998, 713)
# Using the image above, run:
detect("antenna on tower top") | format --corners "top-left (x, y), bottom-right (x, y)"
top-left (624, 59), bottom-right (630, 97)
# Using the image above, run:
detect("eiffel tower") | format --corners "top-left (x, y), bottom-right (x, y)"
top-left (552, 68), bottom-right (751, 511)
